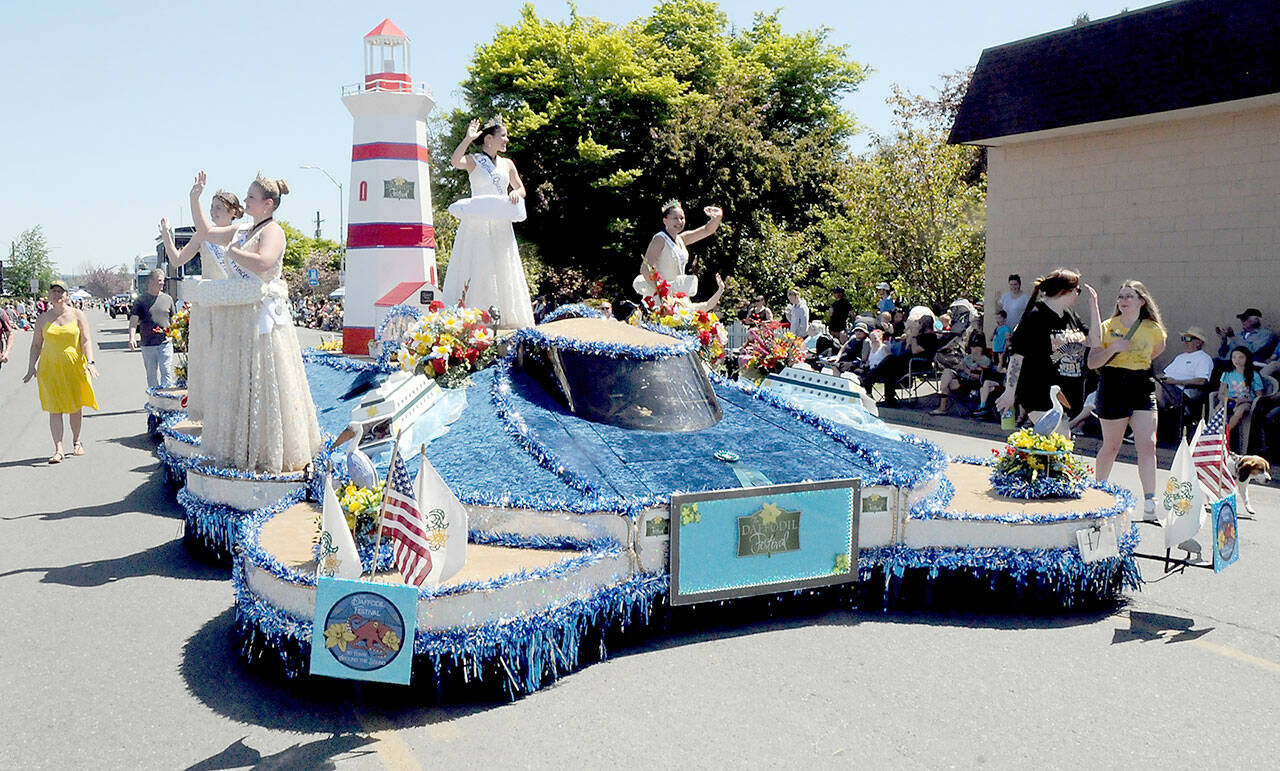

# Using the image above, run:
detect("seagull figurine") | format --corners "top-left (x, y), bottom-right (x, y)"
top-left (1032, 384), bottom-right (1072, 436)
top-left (333, 421), bottom-right (378, 489)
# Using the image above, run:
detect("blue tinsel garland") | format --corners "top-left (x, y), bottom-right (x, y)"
top-left (540, 303), bottom-right (605, 324)
top-left (509, 324), bottom-right (698, 361)
top-left (177, 486), bottom-right (298, 562)
top-left (144, 403), bottom-right (184, 420)
top-left (301, 348), bottom-right (394, 374)
top-left (158, 413), bottom-right (201, 446)
top-left (373, 304), bottom-right (426, 369)
top-left (928, 456), bottom-right (1137, 523)
top-left (709, 373), bottom-right (949, 490)
top-left (857, 523), bottom-right (1143, 608)
top-left (146, 386), bottom-right (184, 402)
top-left (236, 493), bottom-right (627, 598)
top-left (233, 565), bottom-right (669, 692)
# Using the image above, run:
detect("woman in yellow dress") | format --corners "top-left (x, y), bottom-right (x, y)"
top-left (23, 281), bottom-right (99, 463)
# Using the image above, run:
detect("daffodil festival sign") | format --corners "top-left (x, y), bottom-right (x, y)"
top-left (309, 577), bottom-right (419, 684)
top-left (669, 478), bottom-right (861, 605)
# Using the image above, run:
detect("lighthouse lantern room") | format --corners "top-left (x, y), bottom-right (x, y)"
top-left (341, 18), bottom-right (438, 355)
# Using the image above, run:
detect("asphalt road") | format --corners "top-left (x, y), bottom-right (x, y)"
top-left (2, 308), bottom-right (1277, 770)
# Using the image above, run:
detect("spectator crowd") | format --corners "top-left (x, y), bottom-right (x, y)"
top-left (293, 296), bottom-right (344, 332)
top-left (711, 274), bottom-right (1280, 467)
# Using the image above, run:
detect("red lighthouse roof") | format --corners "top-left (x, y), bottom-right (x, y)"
top-left (365, 18), bottom-right (407, 39)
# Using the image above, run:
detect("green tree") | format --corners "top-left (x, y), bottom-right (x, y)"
top-left (6, 225), bottom-right (57, 297)
top-left (437, 1), bottom-right (866, 300)
top-left (846, 80), bottom-right (986, 312)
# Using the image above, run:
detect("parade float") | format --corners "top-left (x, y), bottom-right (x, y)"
top-left (198, 305), bottom-right (1137, 696)
top-left (145, 17), bottom-right (1141, 699)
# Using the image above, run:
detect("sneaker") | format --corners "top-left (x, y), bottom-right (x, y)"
top-left (1137, 498), bottom-right (1159, 522)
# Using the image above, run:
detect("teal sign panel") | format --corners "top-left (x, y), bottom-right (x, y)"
top-left (670, 478), bottom-right (860, 605)
top-left (309, 577), bottom-right (419, 684)
top-left (1211, 494), bottom-right (1239, 573)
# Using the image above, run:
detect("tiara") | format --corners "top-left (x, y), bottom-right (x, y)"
top-left (661, 198), bottom-right (681, 212)
top-left (482, 116), bottom-right (504, 130)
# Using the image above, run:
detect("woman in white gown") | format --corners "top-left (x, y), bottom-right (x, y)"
top-left (441, 119), bottom-right (534, 328)
top-left (200, 174), bottom-right (321, 473)
top-left (633, 200), bottom-right (724, 302)
top-left (159, 172), bottom-right (247, 421)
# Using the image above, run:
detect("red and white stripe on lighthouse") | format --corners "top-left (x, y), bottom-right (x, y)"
top-left (341, 18), bottom-right (438, 355)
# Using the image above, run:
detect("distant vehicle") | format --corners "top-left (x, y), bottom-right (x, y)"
top-left (108, 293), bottom-right (133, 318)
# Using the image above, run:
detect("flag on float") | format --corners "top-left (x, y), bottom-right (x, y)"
top-left (1163, 436), bottom-right (1205, 549)
top-left (381, 451), bottom-right (434, 586)
top-left (318, 474), bottom-right (362, 579)
top-left (1191, 406), bottom-right (1236, 501)
top-left (414, 451), bottom-right (468, 585)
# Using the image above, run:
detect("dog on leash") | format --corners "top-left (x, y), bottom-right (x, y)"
top-left (1228, 454), bottom-right (1271, 516)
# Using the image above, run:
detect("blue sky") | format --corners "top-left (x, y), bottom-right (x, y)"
top-left (1, 0), bottom-right (1132, 273)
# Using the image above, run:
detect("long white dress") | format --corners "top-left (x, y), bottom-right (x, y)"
top-left (185, 232), bottom-right (244, 422)
top-left (441, 155), bottom-right (534, 328)
top-left (633, 232), bottom-right (698, 298)
top-left (199, 228), bottom-right (322, 473)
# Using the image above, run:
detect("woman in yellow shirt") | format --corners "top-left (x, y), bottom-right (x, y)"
top-left (1088, 280), bottom-right (1166, 518)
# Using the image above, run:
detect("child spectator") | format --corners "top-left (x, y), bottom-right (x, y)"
top-left (1220, 345), bottom-right (1265, 445)
top-left (931, 339), bottom-right (992, 415)
top-left (991, 310), bottom-right (1012, 368)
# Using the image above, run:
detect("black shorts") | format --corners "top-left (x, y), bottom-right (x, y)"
top-left (1096, 367), bottom-right (1157, 420)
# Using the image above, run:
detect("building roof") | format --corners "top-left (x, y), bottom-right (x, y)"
top-left (365, 18), bottom-right (407, 40)
top-left (949, 0), bottom-right (1280, 145)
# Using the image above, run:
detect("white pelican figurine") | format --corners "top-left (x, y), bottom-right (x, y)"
top-left (333, 421), bottom-right (378, 489)
top-left (1032, 385), bottom-right (1071, 436)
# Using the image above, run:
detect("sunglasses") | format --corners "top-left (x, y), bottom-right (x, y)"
top-left (1181, 335), bottom-right (1200, 342)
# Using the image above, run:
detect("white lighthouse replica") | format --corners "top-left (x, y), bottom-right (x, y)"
top-left (341, 18), bottom-right (438, 355)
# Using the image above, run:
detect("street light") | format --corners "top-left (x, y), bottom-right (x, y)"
top-left (300, 164), bottom-right (345, 281)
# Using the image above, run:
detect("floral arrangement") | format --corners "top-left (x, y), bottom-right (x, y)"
top-left (396, 301), bottom-right (497, 387)
top-left (989, 428), bottom-right (1092, 499)
top-left (636, 270), bottom-right (728, 367)
top-left (738, 322), bottom-right (807, 379)
top-left (155, 307), bottom-right (189, 352)
top-left (336, 480), bottom-right (385, 540)
top-left (316, 338), bottom-right (343, 352)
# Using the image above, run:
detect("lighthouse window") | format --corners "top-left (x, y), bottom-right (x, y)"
top-left (384, 178), bottom-right (415, 200)
top-left (358, 181), bottom-right (368, 201)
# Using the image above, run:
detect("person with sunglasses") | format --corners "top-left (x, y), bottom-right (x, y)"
top-left (1089, 280), bottom-right (1167, 519)
top-left (1155, 326), bottom-right (1213, 417)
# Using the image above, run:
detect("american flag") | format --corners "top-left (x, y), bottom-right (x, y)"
top-left (1192, 406), bottom-right (1236, 500)
top-left (382, 452), bottom-right (434, 586)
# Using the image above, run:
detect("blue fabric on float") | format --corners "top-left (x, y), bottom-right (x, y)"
top-left (418, 365), bottom-right (941, 506)
top-left (301, 352), bottom-right (944, 509)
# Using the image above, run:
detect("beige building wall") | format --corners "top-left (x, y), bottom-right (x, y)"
top-left (984, 101), bottom-right (1280, 366)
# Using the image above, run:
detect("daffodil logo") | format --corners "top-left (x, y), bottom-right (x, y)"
top-left (322, 592), bottom-right (407, 672)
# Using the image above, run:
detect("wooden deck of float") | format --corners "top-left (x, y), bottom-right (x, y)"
top-left (260, 502), bottom-right (576, 585)
top-left (943, 462), bottom-right (1117, 515)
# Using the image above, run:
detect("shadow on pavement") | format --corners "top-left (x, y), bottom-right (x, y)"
top-left (184, 734), bottom-right (377, 771)
top-left (85, 408), bottom-right (147, 419)
top-left (1112, 609), bottom-right (1215, 644)
top-left (0, 456), bottom-right (52, 470)
top-left (1, 468), bottom-right (179, 522)
top-left (182, 609), bottom-right (491, 730)
top-left (0, 538), bottom-right (224, 587)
